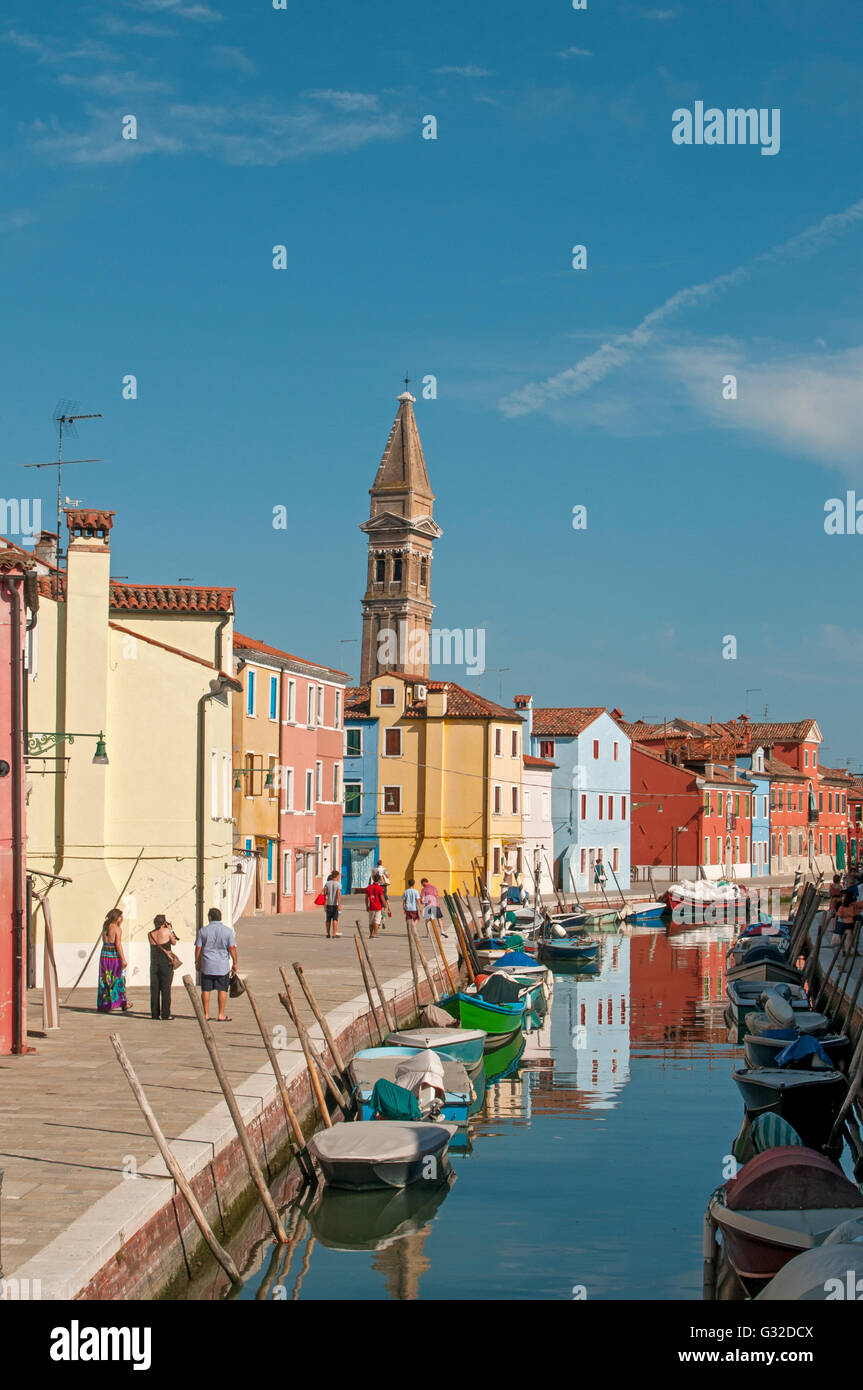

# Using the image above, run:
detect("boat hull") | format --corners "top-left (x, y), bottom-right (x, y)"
top-left (308, 1121), bottom-right (456, 1192)
top-left (439, 991), bottom-right (526, 1037)
top-left (385, 1027), bottom-right (486, 1070)
top-left (732, 1068), bottom-right (847, 1150)
top-left (743, 1032), bottom-right (851, 1072)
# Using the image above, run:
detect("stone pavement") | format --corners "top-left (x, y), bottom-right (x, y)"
top-left (0, 897), bottom-right (457, 1279)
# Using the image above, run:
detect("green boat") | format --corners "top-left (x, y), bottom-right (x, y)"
top-left (439, 990), bottom-right (525, 1040)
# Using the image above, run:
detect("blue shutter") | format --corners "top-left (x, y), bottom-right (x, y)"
top-left (270, 675), bottom-right (278, 720)
top-left (247, 670), bottom-right (255, 716)
top-left (267, 840), bottom-right (274, 881)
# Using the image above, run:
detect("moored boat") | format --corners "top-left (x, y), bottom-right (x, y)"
top-left (439, 989), bottom-right (526, 1040)
top-left (743, 1029), bottom-right (851, 1072)
top-left (726, 943), bottom-right (803, 987)
top-left (385, 1026), bottom-right (486, 1070)
top-left (307, 1120), bottom-right (457, 1191)
top-left (731, 1066), bottom-right (847, 1150)
top-left (621, 899), bottom-right (667, 924)
top-left (350, 1047), bottom-right (474, 1125)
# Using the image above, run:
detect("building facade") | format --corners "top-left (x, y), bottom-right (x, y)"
top-left (341, 695), bottom-right (379, 892)
top-left (233, 633), bottom-right (349, 914)
top-left (521, 753), bottom-right (556, 900)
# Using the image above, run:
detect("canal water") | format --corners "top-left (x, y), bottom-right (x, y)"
top-left (228, 923), bottom-right (747, 1301)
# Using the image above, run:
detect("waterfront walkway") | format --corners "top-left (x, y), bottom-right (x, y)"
top-left (0, 899), bottom-right (456, 1283)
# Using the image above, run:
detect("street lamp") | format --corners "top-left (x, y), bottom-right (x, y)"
top-left (233, 766), bottom-right (274, 791)
top-left (27, 730), bottom-right (109, 765)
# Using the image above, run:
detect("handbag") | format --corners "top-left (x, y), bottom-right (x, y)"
top-left (161, 946), bottom-right (182, 971)
top-left (229, 970), bottom-right (246, 998)
top-left (314, 891), bottom-right (326, 906)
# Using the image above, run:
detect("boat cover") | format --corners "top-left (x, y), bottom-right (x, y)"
top-left (494, 950), bottom-right (538, 969)
top-left (750, 1113), bottom-right (803, 1153)
top-left (388, 1026), bottom-right (485, 1049)
top-left (419, 1004), bottom-right (458, 1028)
top-left (478, 973), bottom-right (523, 1005)
top-left (394, 1049), bottom-right (447, 1097)
top-left (309, 1121), bottom-right (456, 1163)
top-left (776, 1035), bottom-right (834, 1070)
top-left (370, 1079), bottom-right (422, 1121)
top-left (756, 1242), bottom-right (863, 1299)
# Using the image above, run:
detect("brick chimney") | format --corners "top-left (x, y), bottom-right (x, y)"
top-left (33, 531), bottom-right (58, 567)
top-left (513, 693), bottom-right (532, 741)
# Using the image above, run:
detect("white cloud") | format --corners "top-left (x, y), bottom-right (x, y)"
top-left (664, 342), bottom-right (863, 476)
top-left (305, 90), bottom-right (380, 111)
top-left (434, 65), bottom-right (492, 78)
top-left (0, 208), bottom-right (38, 232)
top-left (557, 47), bottom-right (594, 58)
top-left (125, 0), bottom-right (222, 20)
top-left (500, 194), bottom-right (863, 418)
top-left (58, 70), bottom-right (171, 95)
top-left (209, 45), bottom-right (255, 76)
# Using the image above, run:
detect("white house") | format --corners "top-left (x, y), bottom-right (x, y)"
top-left (521, 752), bottom-right (555, 901)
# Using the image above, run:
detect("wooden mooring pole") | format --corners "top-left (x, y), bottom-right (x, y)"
top-left (182, 976), bottom-right (287, 1244)
top-left (241, 978), bottom-right (308, 1160)
top-left (277, 978), bottom-right (333, 1128)
top-left (110, 1033), bottom-right (242, 1284)
top-left (292, 961), bottom-right (347, 1079)
top-left (357, 929), bottom-right (397, 1033)
top-left (408, 923), bottom-right (438, 1004)
top-left (353, 927), bottom-right (387, 1041)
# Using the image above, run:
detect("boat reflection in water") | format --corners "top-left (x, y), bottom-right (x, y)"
top-left (297, 1171), bottom-right (456, 1253)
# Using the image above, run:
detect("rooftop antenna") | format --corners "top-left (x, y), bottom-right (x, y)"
top-left (403, 370), bottom-right (410, 393)
top-left (20, 401), bottom-right (104, 596)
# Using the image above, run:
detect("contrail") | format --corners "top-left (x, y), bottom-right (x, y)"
top-left (499, 195), bottom-right (863, 418)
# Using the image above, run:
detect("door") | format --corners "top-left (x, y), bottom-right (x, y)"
top-left (295, 861), bottom-right (303, 912)
top-left (351, 848), bottom-right (374, 891)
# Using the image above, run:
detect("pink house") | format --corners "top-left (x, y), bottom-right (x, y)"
top-left (0, 553), bottom-right (37, 1054)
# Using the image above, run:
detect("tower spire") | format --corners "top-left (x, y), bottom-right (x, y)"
top-left (359, 391), bottom-right (442, 684)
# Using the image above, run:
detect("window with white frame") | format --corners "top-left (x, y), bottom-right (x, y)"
top-left (286, 679), bottom-right (296, 722)
top-left (305, 770), bottom-right (313, 811)
top-left (269, 673), bottom-right (278, 721)
top-left (511, 730), bottom-right (518, 757)
top-left (315, 760), bottom-right (323, 802)
top-left (317, 686), bottom-right (324, 725)
top-left (314, 836), bottom-right (321, 876)
top-left (344, 782), bottom-right (362, 815)
top-left (210, 751), bottom-right (219, 818)
top-left (304, 854), bottom-right (314, 892)
top-left (493, 785), bottom-right (502, 814)
top-left (283, 766), bottom-right (294, 812)
top-left (384, 727), bottom-right (402, 757)
top-left (494, 728), bottom-right (502, 756)
top-left (511, 785), bottom-right (519, 813)
top-left (346, 727), bottom-right (362, 757)
top-left (332, 835), bottom-right (339, 870)
top-left (307, 685), bottom-right (315, 725)
top-left (335, 690), bottom-right (342, 728)
top-left (221, 751), bottom-right (231, 818)
top-left (492, 846), bottom-right (501, 874)
top-left (333, 762), bottom-right (341, 802)
top-left (246, 669), bottom-right (256, 717)
top-left (378, 687), bottom-right (396, 706)
top-left (283, 850), bottom-right (292, 895)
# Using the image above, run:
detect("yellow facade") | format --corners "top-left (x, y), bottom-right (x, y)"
top-left (231, 656), bottom-right (280, 911)
top-left (26, 511), bottom-right (237, 987)
top-left (370, 674), bottom-right (524, 896)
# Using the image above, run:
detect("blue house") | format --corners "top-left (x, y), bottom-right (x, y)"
top-left (518, 700), bottom-right (631, 895)
top-left (341, 692), bottom-right (379, 892)
top-left (737, 746), bottom-right (771, 878)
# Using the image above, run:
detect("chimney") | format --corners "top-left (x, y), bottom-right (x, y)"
top-left (513, 693), bottom-right (533, 742)
top-left (64, 508), bottom-right (114, 850)
top-left (34, 531), bottom-right (58, 567)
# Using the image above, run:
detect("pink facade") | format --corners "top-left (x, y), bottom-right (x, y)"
top-left (0, 557), bottom-right (34, 1054)
top-left (279, 672), bottom-right (346, 912)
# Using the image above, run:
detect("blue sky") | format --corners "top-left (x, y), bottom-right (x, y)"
top-left (2, 0), bottom-right (863, 765)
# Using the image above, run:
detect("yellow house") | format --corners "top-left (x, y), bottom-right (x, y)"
top-left (23, 508), bottom-right (238, 988)
top-left (358, 671), bottom-right (524, 896)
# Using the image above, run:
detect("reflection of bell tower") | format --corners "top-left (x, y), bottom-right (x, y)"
top-left (359, 390), bottom-right (442, 684)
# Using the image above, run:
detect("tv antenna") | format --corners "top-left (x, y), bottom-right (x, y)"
top-left (20, 402), bottom-right (104, 595)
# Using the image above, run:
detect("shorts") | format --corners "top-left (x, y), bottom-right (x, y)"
top-left (325, 905), bottom-right (339, 922)
top-left (368, 910), bottom-right (383, 926)
top-left (201, 972), bottom-right (230, 992)
top-left (405, 910), bottom-right (419, 921)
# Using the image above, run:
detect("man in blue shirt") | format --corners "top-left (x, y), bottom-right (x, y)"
top-left (195, 907), bottom-right (238, 1022)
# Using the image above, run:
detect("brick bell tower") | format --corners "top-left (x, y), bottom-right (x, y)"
top-left (359, 390), bottom-right (442, 684)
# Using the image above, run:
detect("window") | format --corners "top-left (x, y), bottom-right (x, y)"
top-left (592, 739), bottom-right (599, 759)
top-left (210, 751), bottom-right (218, 818)
top-left (307, 685), bottom-right (315, 725)
top-left (598, 796), bottom-right (604, 820)
top-left (797, 791), bottom-right (802, 812)
top-left (304, 854), bottom-right (314, 893)
top-left (244, 752), bottom-right (262, 796)
top-left (286, 679), bottom-right (296, 722)
top-left (763, 795), bottom-right (768, 819)
top-left (315, 760), bottom-right (323, 802)
top-left (317, 686), bottom-right (324, 725)
top-left (828, 792), bottom-right (833, 812)
top-left (523, 789), bottom-right (532, 818)
top-left (511, 730), bottom-right (518, 757)
top-left (745, 836), bottom-right (750, 862)
top-left (612, 847), bottom-right (619, 872)
top-left (493, 785), bottom-right (502, 814)
top-left (420, 556), bottom-right (428, 588)
top-left (818, 834), bottom-right (824, 854)
top-left (269, 674), bottom-right (278, 720)
top-left (344, 783), bottom-right (361, 815)
top-left (778, 789), bottom-right (784, 811)
top-left (283, 767), bottom-right (294, 811)
top-left (621, 796), bottom-right (626, 820)
top-left (335, 691), bottom-right (342, 729)
top-left (494, 728), bottom-right (502, 756)
top-left (511, 785), bottom-right (519, 813)
top-left (798, 833), bottom-right (803, 855)
top-left (542, 790), bottom-right (550, 820)
top-left (580, 793), bottom-right (587, 819)
top-left (244, 837), bottom-right (253, 853)
top-left (813, 751), bottom-right (817, 767)
top-left (580, 848), bottom-right (586, 873)
top-left (492, 847), bottom-right (501, 875)
top-left (786, 833), bottom-right (792, 855)
top-left (333, 762), bottom-right (341, 802)
top-left (384, 727), bottom-right (402, 757)
top-left (717, 837), bottom-right (722, 864)
top-left (818, 792), bottom-right (823, 812)
top-left (804, 750), bottom-right (809, 767)
top-left (314, 836), bottom-right (321, 877)
top-left (745, 795), bottom-right (750, 817)
top-left (374, 556), bottom-right (385, 584)
top-left (346, 727), bottom-right (362, 757)
top-left (332, 835), bottom-right (339, 870)
top-left (843, 794), bottom-right (847, 813)
top-left (383, 786), bottom-right (401, 813)
top-left (539, 739), bottom-right (554, 759)
top-left (771, 833), bottom-right (776, 855)
top-left (704, 837), bottom-right (710, 865)
top-left (829, 833), bottom-right (833, 853)
top-left (266, 840), bottom-right (274, 882)
top-left (282, 851), bottom-right (292, 895)
top-left (305, 770), bottom-right (313, 811)
top-left (246, 669), bottom-right (256, 717)
top-left (717, 792), bottom-right (724, 816)
top-left (704, 792), bottom-right (711, 816)
top-left (734, 794), bottom-right (739, 817)
top-left (221, 751), bottom-right (231, 818)
top-left (613, 741), bottom-right (619, 761)
top-left (392, 555), bottom-right (403, 583)
top-left (378, 687), bottom-right (396, 707)
top-left (608, 796), bottom-right (614, 820)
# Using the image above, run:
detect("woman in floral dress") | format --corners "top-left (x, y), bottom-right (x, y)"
top-left (97, 908), bottom-right (129, 1013)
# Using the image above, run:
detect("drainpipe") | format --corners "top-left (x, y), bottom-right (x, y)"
top-left (197, 673), bottom-right (241, 933)
top-left (4, 574), bottom-right (27, 1053)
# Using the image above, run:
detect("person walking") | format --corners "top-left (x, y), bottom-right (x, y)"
top-left (323, 870), bottom-right (341, 938)
top-left (148, 914), bottom-right (179, 1020)
top-left (97, 908), bottom-right (129, 1014)
top-left (420, 877), bottom-right (443, 929)
top-left (403, 878), bottom-right (420, 924)
top-left (365, 876), bottom-right (386, 939)
top-left (195, 907), bottom-right (237, 1022)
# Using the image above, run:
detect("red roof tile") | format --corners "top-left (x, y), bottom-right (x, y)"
top-left (745, 720), bottom-right (820, 744)
top-left (110, 583), bottom-right (234, 613)
top-left (233, 631), bottom-right (349, 681)
top-left (404, 681), bottom-right (522, 721)
top-left (531, 707), bottom-right (606, 737)
top-left (524, 754), bottom-right (556, 769)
